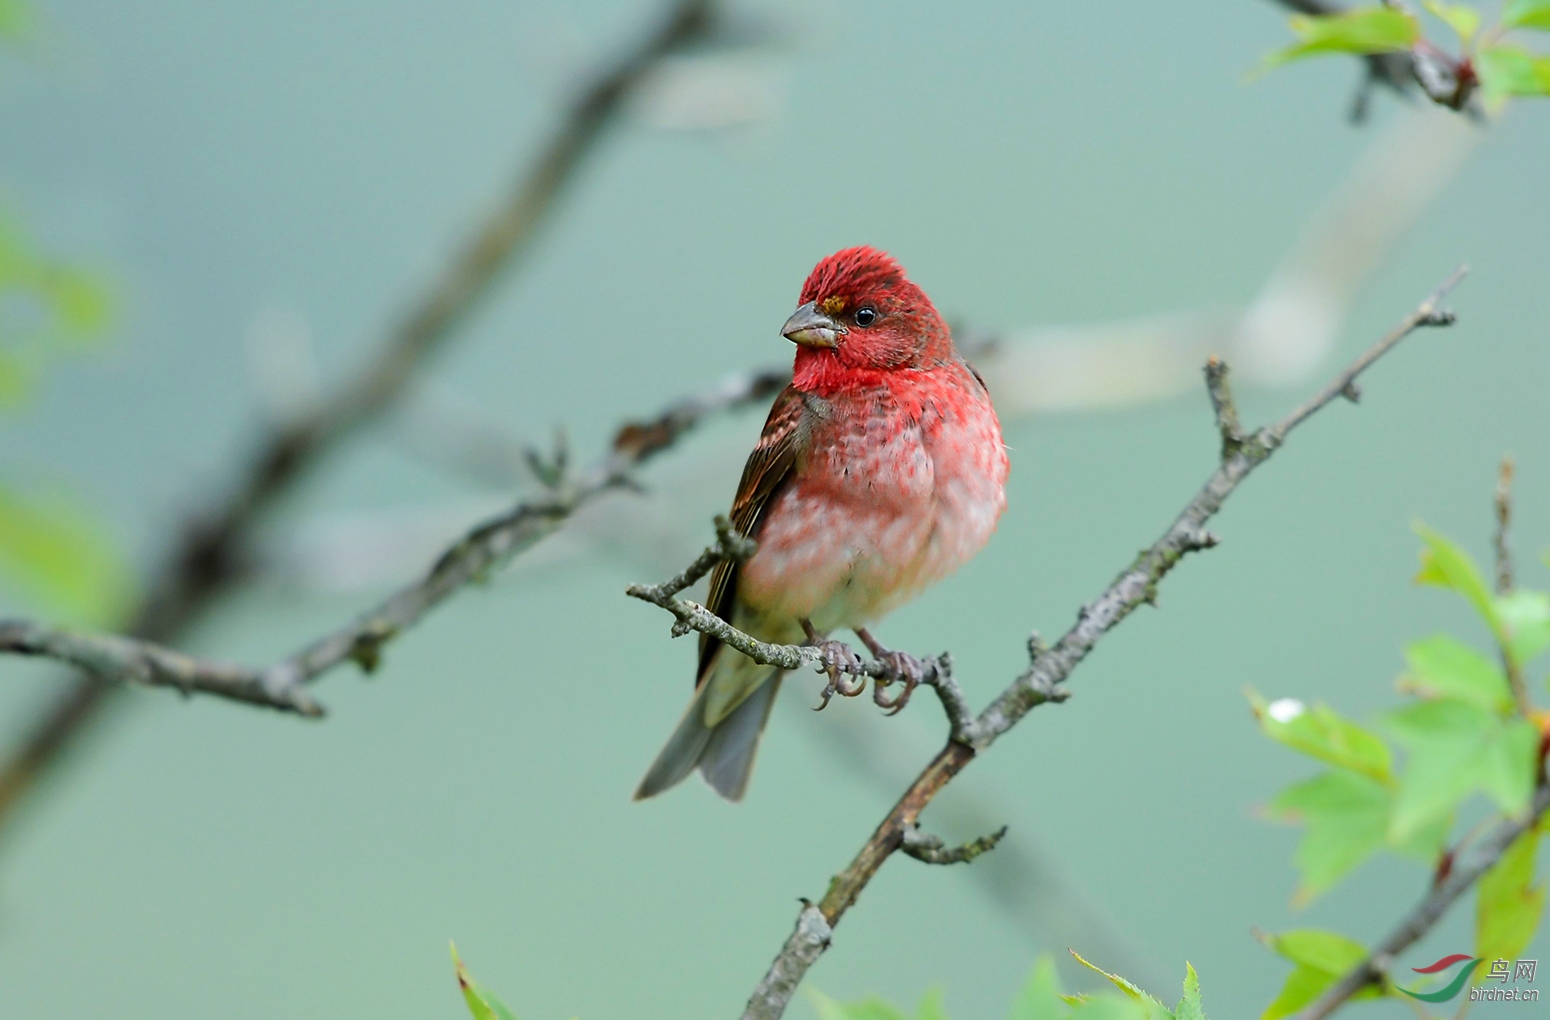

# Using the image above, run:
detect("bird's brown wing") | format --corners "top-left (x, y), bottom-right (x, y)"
top-left (696, 385), bottom-right (806, 684)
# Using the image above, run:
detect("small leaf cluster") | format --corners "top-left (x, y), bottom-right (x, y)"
top-left (0, 208), bottom-right (126, 623)
top-left (1261, 2), bottom-right (1550, 103)
top-left (809, 953), bottom-right (1207, 1020)
top-left (0, 211), bottom-right (113, 404)
top-left (1251, 525), bottom-right (1549, 1018)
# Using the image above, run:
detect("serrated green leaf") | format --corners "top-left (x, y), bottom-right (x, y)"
top-left (1069, 951), bottom-right (1172, 1019)
top-left (1494, 590), bottom-right (1550, 668)
top-left (0, 480), bottom-right (133, 625)
top-left (1504, 0), bottom-right (1550, 30)
top-left (1477, 44), bottom-right (1550, 97)
top-left (1269, 771), bottom-right (1390, 901)
top-left (1423, 1), bottom-right (1481, 40)
top-left (1476, 827), bottom-right (1544, 971)
top-left (1415, 524), bottom-right (1501, 634)
top-left (1262, 8), bottom-right (1422, 69)
top-left (1248, 690), bottom-right (1393, 785)
top-left (1008, 956), bottom-right (1064, 1020)
top-left (1400, 634), bottom-right (1513, 713)
top-left (1388, 701), bottom-right (1538, 840)
top-left (1174, 965), bottom-right (1206, 1020)
top-left (1259, 931), bottom-right (1376, 1020)
top-left (450, 944), bottom-right (520, 1020)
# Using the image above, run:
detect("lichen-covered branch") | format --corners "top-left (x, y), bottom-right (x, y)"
top-left (1295, 782), bottom-right (1550, 1020)
top-left (0, 0), bottom-right (722, 828)
top-left (730, 268), bottom-right (1465, 1020)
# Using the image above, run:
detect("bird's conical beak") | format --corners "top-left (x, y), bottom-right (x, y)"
top-left (781, 301), bottom-right (845, 348)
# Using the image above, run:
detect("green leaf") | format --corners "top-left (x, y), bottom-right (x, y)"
top-left (1248, 690), bottom-right (1393, 785)
top-left (808, 990), bottom-right (905, 1020)
top-left (1261, 966), bottom-right (1325, 1020)
top-left (1066, 999), bottom-right (1153, 1020)
top-left (1399, 634), bottom-right (1513, 713)
top-left (1008, 957), bottom-right (1065, 1020)
top-left (450, 943), bottom-right (520, 1020)
top-left (1262, 929), bottom-right (1368, 975)
top-left (0, 480), bottom-right (133, 625)
top-left (1477, 44), bottom-right (1550, 97)
top-left (1259, 931), bottom-right (1374, 1020)
top-left (1503, 0), bottom-right (1550, 30)
top-left (1269, 771), bottom-right (1390, 901)
top-left (914, 989), bottom-right (949, 1020)
top-left (1415, 524), bottom-right (1501, 635)
top-left (1494, 589), bottom-right (1550, 668)
top-left (1069, 951), bottom-right (1172, 1019)
top-left (1173, 965), bottom-right (1206, 1020)
top-left (0, 0), bottom-right (30, 42)
top-left (1387, 700), bottom-right (1538, 840)
top-left (1390, 809), bottom-right (1452, 865)
top-left (1423, 1), bottom-right (1481, 40)
top-left (1476, 827), bottom-right (1544, 971)
top-left (1262, 9), bottom-right (1421, 69)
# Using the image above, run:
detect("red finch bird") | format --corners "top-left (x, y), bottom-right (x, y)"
top-left (634, 246), bottom-right (1008, 801)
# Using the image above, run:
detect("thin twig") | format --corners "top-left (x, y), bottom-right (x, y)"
top-left (899, 824), bottom-right (1008, 866)
top-left (1205, 357), bottom-right (1244, 461)
top-left (0, 360), bottom-right (786, 715)
top-left (0, 0), bottom-right (721, 830)
top-left (1494, 455), bottom-right (1514, 596)
top-left (733, 268), bottom-right (1465, 1020)
top-left (1295, 783), bottom-right (1550, 1020)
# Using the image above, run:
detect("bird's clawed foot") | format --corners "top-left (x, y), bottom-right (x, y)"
top-left (803, 619), bottom-right (866, 710)
top-left (857, 627), bottom-right (930, 715)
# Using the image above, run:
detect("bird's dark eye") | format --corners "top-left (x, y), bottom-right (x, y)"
top-left (853, 305), bottom-right (877, 327)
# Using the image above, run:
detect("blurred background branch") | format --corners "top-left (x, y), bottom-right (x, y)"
top-left (0, 0), bottom-right (721, 834)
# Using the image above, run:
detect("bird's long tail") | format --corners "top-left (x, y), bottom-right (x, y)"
top-left (633, 659), bottom-right (781, 802)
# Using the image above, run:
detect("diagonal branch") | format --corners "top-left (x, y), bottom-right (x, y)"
top-left (0, 359), bottom-right (786, 715)
top-left (1295, 782), bottom-right (1550, 1020)
top-left (0, 0), bottom-right (722, 830)
top-left (732, 267), bottom-right (1465, 1020)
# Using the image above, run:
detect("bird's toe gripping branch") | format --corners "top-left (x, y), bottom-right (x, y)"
top-left (801, 621), bottom-right (867, 709)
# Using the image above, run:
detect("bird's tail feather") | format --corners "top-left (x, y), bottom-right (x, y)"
top-left (633, 666), bottom-right (780, 802)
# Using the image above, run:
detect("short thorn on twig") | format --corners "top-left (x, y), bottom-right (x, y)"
top-left (1421, 309), bottom-right (1457, 327)
top-left (1026, 631), bottom-right (1047, 662)
top-left (524, 427), bottom-right (570, 491)
top-left (899, 823), bottom-right (1008, 865)
top-left (713, 513), bottom-right (757, 563)
top-left (1340, 380), bottom-right (1362, 404)
top-left (1204, 357), bottom-right (1244, 460)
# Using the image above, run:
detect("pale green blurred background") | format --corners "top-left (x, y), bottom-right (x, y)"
top-left (2, 1), bottom-right (1549, 1018)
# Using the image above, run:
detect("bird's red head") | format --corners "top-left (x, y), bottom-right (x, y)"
top-left (782, 247), bottom-right (953, 376)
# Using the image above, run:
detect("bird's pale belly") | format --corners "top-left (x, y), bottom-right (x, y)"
top-left (737, 402), bottom-right (1007, 633)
